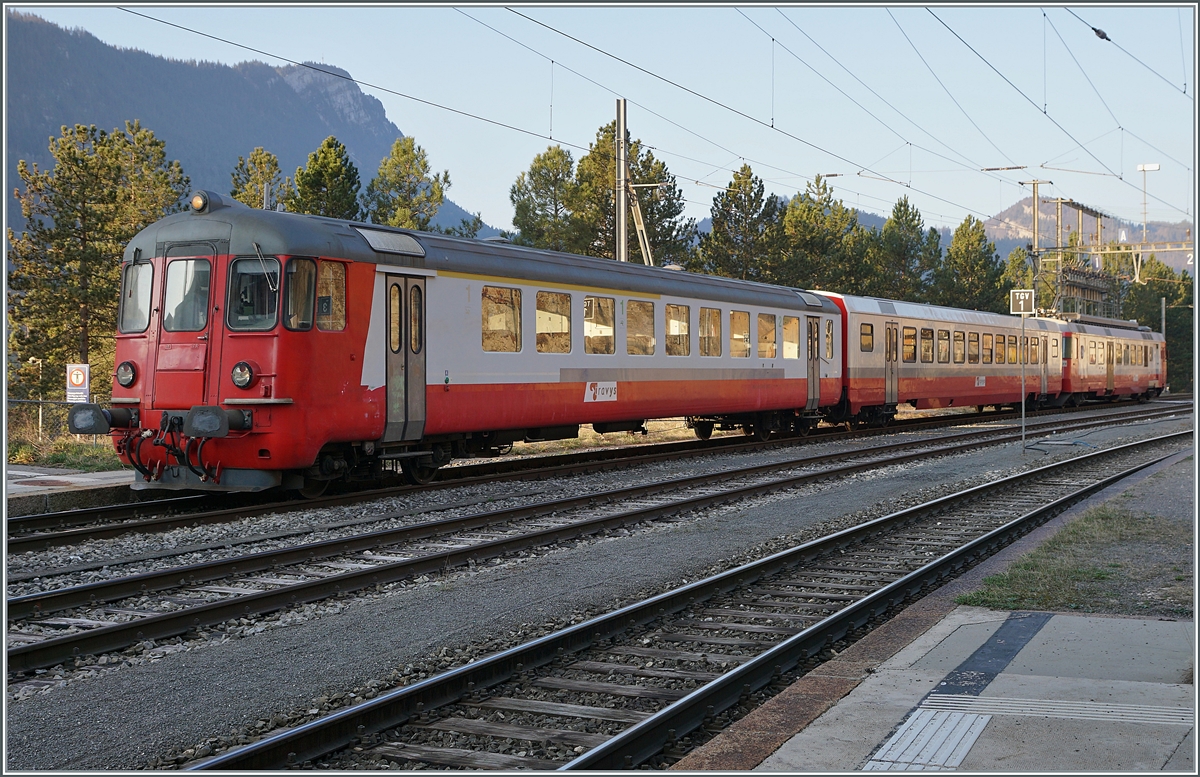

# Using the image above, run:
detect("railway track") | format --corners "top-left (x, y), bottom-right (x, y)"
top-left (7, 401), bottom-right (1187, 551)
top-left (6, 406), bottom-right (1187, 673)
top-left (184, 430), bottom-right (1190, 770)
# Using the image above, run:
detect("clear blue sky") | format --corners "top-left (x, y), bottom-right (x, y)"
top-left (11, 4), bottom-right (1197, 234)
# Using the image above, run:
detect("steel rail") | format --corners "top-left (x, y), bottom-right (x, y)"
top-left (8, 403), bottom-right (1182, 552)
top-left (6, 411), bottom-right (1188, 672)
top-left (186, 431), bottom-right (1189, 770)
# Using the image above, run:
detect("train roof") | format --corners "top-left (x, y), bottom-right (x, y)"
top-left (1049, 318), bottom-right (1165, 341)
top-left (125, 191), bottom-right (840, 316)
top-left (813, 291), bottom-right (1057, 329)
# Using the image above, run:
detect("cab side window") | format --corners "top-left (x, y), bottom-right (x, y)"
top-left (284, 258), bottom-right (316, 331)
top-left (316, 261), bottom-right (346, 331)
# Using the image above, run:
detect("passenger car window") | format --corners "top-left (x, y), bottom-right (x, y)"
top-left (226, 257), bottom-right (281, 332)
top-left (119, 262), bottom-right (154, 333)
top-left (410, 286), bottom-right (423, 355)
top-left (536, 291), bottom-right (572, 354)
top-left (758, 313), bottom-right (776, 358)
top-left (919, 328), bottom-right (934, 363)
top-left (284, 258), bottom-right (316, 331)
top-left (315, 261), bottom-right (346, 331)
top-left (666, 304), bottom-right (691, 356)
top-left (626, 300), bottom-right (654, 355)
top-left (1088, 341), bottom-right (1096, 364)
top-left (584, 296), bottom-right (615, 354)
top-left (700, 307), bottom-right (722, 357)
top-left (860, 323), bottom-right (874, 352)
top-left (482, 285), bottom-right (522, 352)
top-left (389, 284), bottom-right (401, 354)
top-left (982, 334), bottom-right (993, 364)
top-left (937, 330), bottom-right (950, 363)
top-left (968, 332), bottom-right (980, 364)
top-left (1007, 335), bottom-right (1017, 365)
top-left (1030, 337), bottom-right (1039, 365)
top-left (783, 316), bottom-right (800, 358)
top-left (165, 259), bottom-right (212, 332)
top-left (730, 311), bottom-right (751, 357)
top-left (902, 326), bottom-right (916, 363)
top-left (825, 319), bottom-right (834, 359)
top-left (995, 332), bottom-right (1006, 364)
top-left (952, 331), bottom-right (965, 364)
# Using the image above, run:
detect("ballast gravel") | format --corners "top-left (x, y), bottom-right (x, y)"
top-left (3, 410), bottom-right (1191, 771)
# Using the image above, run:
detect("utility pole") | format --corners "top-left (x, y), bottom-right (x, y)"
top-left (1020, 180), bottom-right (1051, 304)
top-left (615, 99), bottom-right (628, 263)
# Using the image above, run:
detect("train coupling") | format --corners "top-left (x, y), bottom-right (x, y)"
top-left (182, 406), bottom-right (253, 437)
top-left (68, 404), bottom-right (139, 435)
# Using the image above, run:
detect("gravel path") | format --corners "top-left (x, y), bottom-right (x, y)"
top-left (4, 412), bottom-right (1191, 770)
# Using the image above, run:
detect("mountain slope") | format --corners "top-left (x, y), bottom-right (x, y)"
top-left (5, 12), bottom-right (495, 235)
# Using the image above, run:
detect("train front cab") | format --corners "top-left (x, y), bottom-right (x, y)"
top-left (69, 192), bottom-right (398, 492)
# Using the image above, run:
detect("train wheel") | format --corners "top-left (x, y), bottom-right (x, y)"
top-left (743, 422), bottom-right (771, 442)
top-left (402, 459), bottom-right (439, 486)
top-left (693, 421), bottom-right (714, 441)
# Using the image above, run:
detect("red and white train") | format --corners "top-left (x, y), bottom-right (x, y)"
top-left (69, 191), bottom-right (1167, 493)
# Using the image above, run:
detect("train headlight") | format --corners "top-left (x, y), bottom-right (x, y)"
top-left (116, 361), bottom-right (137, 388)
top-left (231, 361), bottom-right (254, 389)
top-left (191, 192), bottom-right (209, 212)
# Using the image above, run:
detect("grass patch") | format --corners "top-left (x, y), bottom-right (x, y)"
top-left (7, 436), bottom-right (127, 472)
top-left (957, 505), bottom-right (1193, 617)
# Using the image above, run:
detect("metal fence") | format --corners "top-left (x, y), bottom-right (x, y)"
top-left (7, 399), bottom-right (102, 445)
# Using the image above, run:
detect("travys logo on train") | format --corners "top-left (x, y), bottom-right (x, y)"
top-left (585, 382), bottom-right (618, 402)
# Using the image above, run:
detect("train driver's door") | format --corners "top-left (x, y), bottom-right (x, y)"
top-left (805, 316), bottom-right (821, 410)
top-left (884, 321), bottom-right (899, 406)
top-left (383, 275), bottom-right (426, 442)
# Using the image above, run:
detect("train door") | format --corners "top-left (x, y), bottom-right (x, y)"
top-left (805, 316), bottom-right (821, 410)
top-left (383, 274), bottom-right (427, 442)
top-left (1106, 341), bottom-right (1115, 393)
top-left (884, 321), bottom-right (899, 405)
top-left (1040, 336), bottom-right (1049, 395)
top-left (153, 242), bottom-right (220, 410)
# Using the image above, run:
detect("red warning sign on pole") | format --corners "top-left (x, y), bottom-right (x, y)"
top-left (66, 363), bottom-right (90, 403)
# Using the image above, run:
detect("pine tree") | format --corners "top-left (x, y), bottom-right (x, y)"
top-left (361, 136), bottom-right (447, 231)
top-left (778, 175), bottom-right (871, 293)
top-left (8, 122), bottom-right (188, 401)
top-left (288, 136), bottom-right (361, 220)
top-left (694, 164), bottom-right (782, 282)
top-left (866, 196), bottom-right (940, 301)
top-left (929, 215), bottom-right (1005, 312)
top-left (230, 147), bottom-right (290, 209)
top-left (570, 122), bottom-right (695, 264)
top-left (510, 145), bottom-right (581, 252)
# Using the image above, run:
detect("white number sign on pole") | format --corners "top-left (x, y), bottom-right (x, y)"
top-left (66, 363), bottom-right (90, 403)
top-left (1009, 289), bottom-right (1035, 315)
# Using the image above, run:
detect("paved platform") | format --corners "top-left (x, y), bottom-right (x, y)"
top-left (674, 448), bottom-right (1196, 773)
top-left (5, 464), bottom-right (143, 516)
